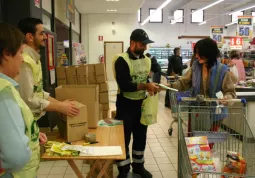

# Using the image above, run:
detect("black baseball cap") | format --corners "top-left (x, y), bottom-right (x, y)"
top-left (130, 29), bottom-right (154, 44)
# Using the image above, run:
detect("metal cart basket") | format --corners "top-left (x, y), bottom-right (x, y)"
top-left (177, 97), bottom-right (255, 178)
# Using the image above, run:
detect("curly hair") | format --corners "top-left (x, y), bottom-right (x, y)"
top-left (195, 38), bottom-right (221, 69)
top-left (229, 50), bottom-right (240, 59)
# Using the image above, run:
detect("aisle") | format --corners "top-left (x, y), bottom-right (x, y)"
top-left (38, 82), bottom-right (178, 178)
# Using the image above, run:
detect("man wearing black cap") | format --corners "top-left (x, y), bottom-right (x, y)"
top-left (112, 29), bottom-right (159, 178)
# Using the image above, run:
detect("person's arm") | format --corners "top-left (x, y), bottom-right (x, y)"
top-left (0, 89), bottom-right (31, 172)
top-left (222, 71), bottom-right (237, 99)
top-left (171, 68), bottom-right (192, 91)
top-left (19, 64), bottom-right (79, 117)
top-left (18, 64), bottom-right (50, 114)
top-left (115, 57), bottom-right (158, 93)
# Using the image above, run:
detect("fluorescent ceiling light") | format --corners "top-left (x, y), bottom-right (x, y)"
top-left (107, 9), bottom-right (117, 12)
top-left (171, 0), bottom-right (224, 25)
top-left (199, 21), bottom-right (207, 25)
top-left (229, 4), bottom-right (255, 15)
top-left (225, 21), bottom-right (237, 26)
top-left (141, 0), bottom-right (173, 26)
top-left (192, 0), bottom-right (224, 14)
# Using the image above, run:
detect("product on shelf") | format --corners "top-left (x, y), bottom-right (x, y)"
top-left (185, 136), bottom-right (216, 172)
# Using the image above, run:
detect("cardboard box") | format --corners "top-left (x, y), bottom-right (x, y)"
top-left (111, 110), bottom-right (116, 119)
top-left (99, 82), bottom-right (109, 92)
top-left (99, 104), bottom-right (103, 120)
top-left (88, 64), bottom-right (95, 74)
top-left (96, 75), bottom-right (107, 83)
top-left (57, 79), bottom-right (67, 86)
top-left (89, 75), bottom-right (97, 84)
top-left (58, 102), bottom-right (88, 142)
top-left (55, 85), bottom-right (99, 129)
top-left (95, 63), bottom-right (106, 76)
top-left (103, 103), bottom-right (110, 111)
top-left (103, 110), bottom-right (110, 119)
top-left (56, 66), bottom-right (67, 86)
top-left (99, 92), bottom-right (109, 104)
top-left (66, 66), bottom-right (78, 85)
top-left (76, 66), bottom-right (88, 85)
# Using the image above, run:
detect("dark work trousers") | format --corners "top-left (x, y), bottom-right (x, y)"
top-left (165, 90), bottom-right (171, 108)
top-left (115, 95), bottom-right (148, 174)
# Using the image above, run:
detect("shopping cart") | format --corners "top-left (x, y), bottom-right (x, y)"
top-left (165, 75), bottom-right (191, 136)
top-left (177, 97), bottom-right (255, 178)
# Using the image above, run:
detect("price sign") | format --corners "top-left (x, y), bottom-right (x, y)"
top-left (237, 16), bottom-right (253, 39)
top-left (210, 26), bottom-right (224, 44)
top-left (230, 37), bottom-right (243, 50)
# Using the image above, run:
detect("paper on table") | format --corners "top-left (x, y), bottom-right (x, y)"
top-left (61, 145), bottom-right (123, 156)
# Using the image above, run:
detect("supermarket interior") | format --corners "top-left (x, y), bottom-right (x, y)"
top-left (1, 0), bottom-right (255, 178)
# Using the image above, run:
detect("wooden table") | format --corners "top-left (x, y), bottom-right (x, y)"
top-left (42, 125), bottom-right (125, 178)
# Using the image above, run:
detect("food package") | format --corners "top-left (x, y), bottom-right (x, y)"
top-left (185, 136), bottom-right (216, 172)
top-left (221, 151), bottom-right (246, 178)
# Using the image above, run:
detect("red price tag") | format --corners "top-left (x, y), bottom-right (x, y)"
top-left (230, 37), bottom-right (243, 46)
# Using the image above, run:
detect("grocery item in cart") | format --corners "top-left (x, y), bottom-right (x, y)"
top-left (221, 151), bottom-right (246, 178)
top-left (185, 136), bottom-right (216, 172)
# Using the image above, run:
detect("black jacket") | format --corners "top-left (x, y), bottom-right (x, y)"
top-left (167, 55), bottom-right (186, 75)
top-left (151, 56), bottom-right (161, 73)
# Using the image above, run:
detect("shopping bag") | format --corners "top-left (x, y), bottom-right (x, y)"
top-left (140, 93), bottom-right (158, 125)
top-left (229, 65), bottom-right (239, 82)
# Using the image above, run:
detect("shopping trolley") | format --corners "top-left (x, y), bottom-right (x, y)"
top-left (177, 97), bottom-right (255, 178)
top-left (164, 75), bottom-right (191, 136)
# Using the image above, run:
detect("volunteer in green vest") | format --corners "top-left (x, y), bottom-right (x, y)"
top-left (17, 17), bottom-right (79, 122)
top-left (0, 23), bottom-right (40, 178)
top-left (113, 29), bottom-right (159, 178)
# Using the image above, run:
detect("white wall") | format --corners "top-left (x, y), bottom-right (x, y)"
top-left (72, 9), bottom-right (80, 34)
top-left (81, 0), bottom-right (255, 64)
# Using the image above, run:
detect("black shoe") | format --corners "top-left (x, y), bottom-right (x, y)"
top-left (117, 172), bottom-right (129, 178)
top-left (133, 168), bottom-right (152, 178)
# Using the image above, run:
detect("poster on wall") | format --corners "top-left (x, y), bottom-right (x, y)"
top-left (34, 0), bottom-right (40, 8)
top-left (210, 26), bottom-right (224, 44)
top-left (66, 0), bottom-right (75, 24)
top-left (237, 16), bottom-right (253, 39)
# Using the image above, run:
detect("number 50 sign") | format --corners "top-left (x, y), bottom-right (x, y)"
top-left (230, 37), bottom-right (243, 50)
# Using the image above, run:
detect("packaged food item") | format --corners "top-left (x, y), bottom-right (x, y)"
top-left (185, 136), bottom-right (216, 172)
top-left (221, 151), bottom-right (246, 178)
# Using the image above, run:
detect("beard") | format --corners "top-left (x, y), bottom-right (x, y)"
top-left (134, 49), bottom-right (145, 56)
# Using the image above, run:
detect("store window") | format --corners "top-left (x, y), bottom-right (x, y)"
top-left (170, 9), bottom-right (184, 23)
top-left (149, 8), bottom-right (163, 23)
top-left (191, 9), bottom-right (204, 23)
top-left (138, 8), bottom-right (141, 23)
top-left (231, 11), bottom-right (243, 23)
top-left (252, 11), bottom-right (255, 23)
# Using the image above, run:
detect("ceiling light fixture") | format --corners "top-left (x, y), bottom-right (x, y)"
top-left (199, 21), bottom-right (207, 25)
top-left (192, 0), bottom-right (224, 14)
top-left (225, 21), bottom-right (237, 26)
top-left (107, 9), bottom-right (117, 12)
top-left (141, 0), bottom-right (173, 26)
top-left (171, 0), bottom-right (224, 25)
top-left (229, 4), bottom-right (255, 15)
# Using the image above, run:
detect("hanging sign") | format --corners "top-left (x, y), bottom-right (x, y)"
top-left (237, 16), bottom-right (253, 39)
top-left (34, 0), bottom-right (40, 8)
top-left (230, 37), bottom-right (243, 50)
top-left (66, 0), bottom-right (75, 24)
top-left (210, 26), bottom-right (224, 44)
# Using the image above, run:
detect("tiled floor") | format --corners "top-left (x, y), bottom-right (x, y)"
top-left (39, 82), bottom-right (178, 178)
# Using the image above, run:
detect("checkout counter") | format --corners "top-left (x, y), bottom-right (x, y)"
top-left (223, 87), bottom-right (255, 137)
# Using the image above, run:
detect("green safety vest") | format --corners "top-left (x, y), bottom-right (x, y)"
top-left (23, 52), bottom-right (44, 120)
top-left (0, 78), bottom-right (40, 178)
top-left (113, 52), bottom-right (151, 100)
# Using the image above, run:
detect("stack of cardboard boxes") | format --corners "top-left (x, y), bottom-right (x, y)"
top-left (55, 63), bottom-right (110, 141)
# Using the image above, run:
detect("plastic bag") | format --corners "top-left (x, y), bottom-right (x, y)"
top-left (140, 93), bottom-right (158, 125)
top-left (229, 65), bottom-right (239, 82)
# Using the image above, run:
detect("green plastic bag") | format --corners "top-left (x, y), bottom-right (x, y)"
top-left (140, 93), bottom-right (159, 125)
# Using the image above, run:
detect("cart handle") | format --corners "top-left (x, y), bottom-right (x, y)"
top-left (178, 97), bottom-right (246, 104)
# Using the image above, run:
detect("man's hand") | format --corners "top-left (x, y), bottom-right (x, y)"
top-left (59, 102), bottom-right (80, 117)
top-left (146, 83), bottom-right (159, 96)
top-left (219, 96), bottom-right (228, 105)
top-left (39, 132), bottom-right (47, 145)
